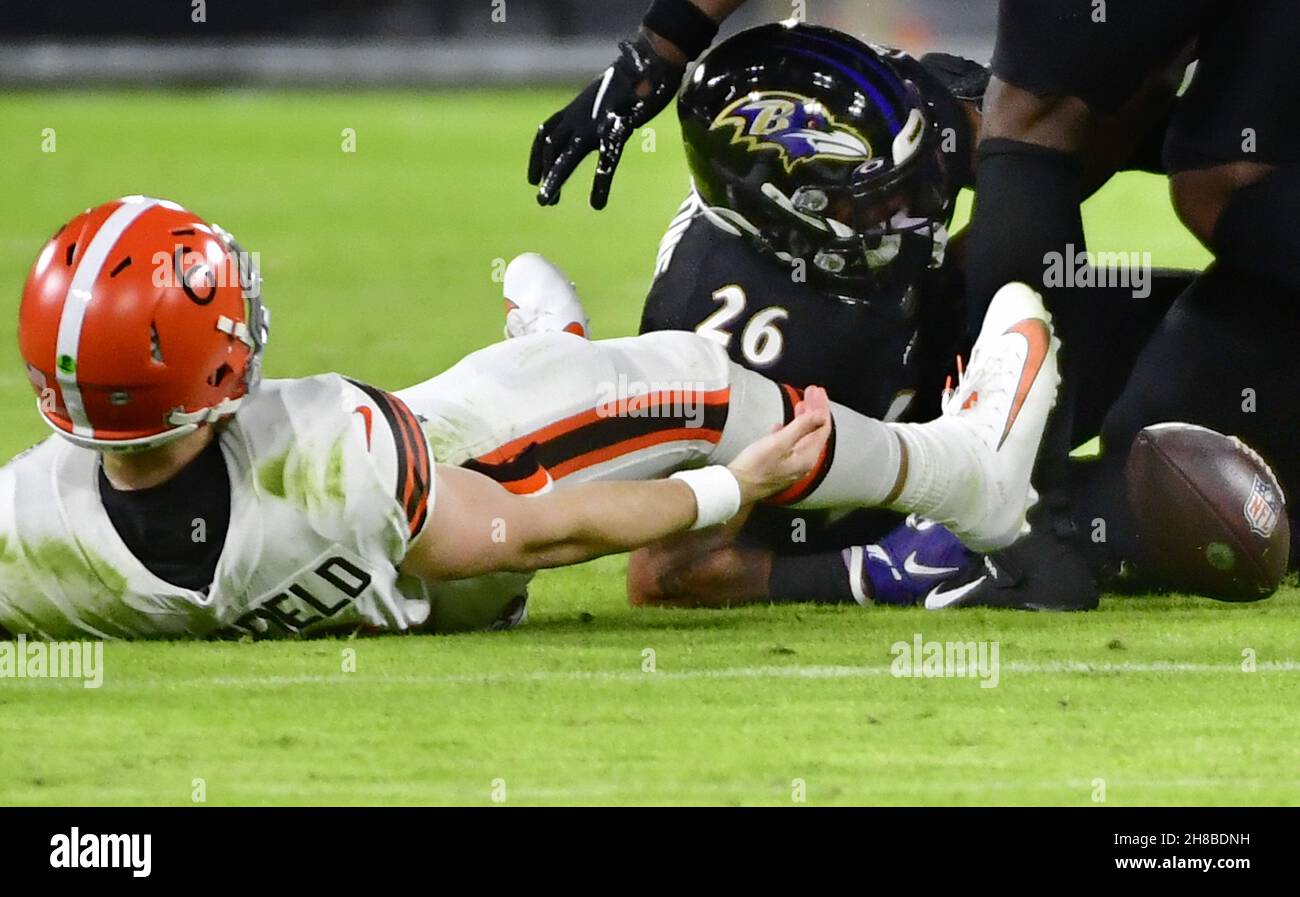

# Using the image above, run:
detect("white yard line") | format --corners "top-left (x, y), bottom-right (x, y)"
top-left (5, 659), bottom-right (1299, 690)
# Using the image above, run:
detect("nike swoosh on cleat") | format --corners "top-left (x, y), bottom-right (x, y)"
top-left (924, 576), bottom-right (988, 610)
top-left (997, 318), bottom-right (1051, 450)
top-left (902, 551), bottom-right (962, 577)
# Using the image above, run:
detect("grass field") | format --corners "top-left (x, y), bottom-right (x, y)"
top-left (1, 91), bottom-right (1297, 806)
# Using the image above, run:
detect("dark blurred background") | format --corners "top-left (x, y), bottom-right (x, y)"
top-left (0, 0), bottom-right (997, 85)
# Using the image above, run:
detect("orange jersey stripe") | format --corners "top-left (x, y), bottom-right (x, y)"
top-left (485, 388), bottom-right (731, 463)
top-left (550, 427), bottom-right (723, 479)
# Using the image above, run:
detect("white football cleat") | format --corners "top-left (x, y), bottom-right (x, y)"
top-left (931, 282), bottom-right (1061, 551)
top-left (502, 252), bottom-right (589, 339)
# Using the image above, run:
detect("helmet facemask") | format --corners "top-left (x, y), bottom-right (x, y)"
top-left (211, 223), bottom-right (271, 398)
top-left (708, 114), bottom-right (952, 304)
top-left (157, 224), bottom-right (271, 443)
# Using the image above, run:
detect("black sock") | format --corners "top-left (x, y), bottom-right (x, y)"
top-left (766, 552), bottom-right (859, 604)
top-left (965, 137), bottom-right (1086, 331)
top-left (1213, 166), bottom-right (1300, 292)
top-left (966, 138), bottom-right (1087, 533)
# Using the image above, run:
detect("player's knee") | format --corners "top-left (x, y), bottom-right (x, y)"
top-left (1171, 162), bottom-right (1275, 247)
top-left (980, 77), bottom-right (1094, 152)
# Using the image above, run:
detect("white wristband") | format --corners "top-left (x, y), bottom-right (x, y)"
top-left (671, 466), bottom-right (743, 530)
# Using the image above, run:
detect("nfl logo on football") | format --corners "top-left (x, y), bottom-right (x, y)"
top-left (1244, 475), bottom-right (1282, 538)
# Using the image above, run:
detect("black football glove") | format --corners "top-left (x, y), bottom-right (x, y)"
top-left (918, 52), bottom-right (992, 108)
top-left (528, 34), bottom-right (685, 209)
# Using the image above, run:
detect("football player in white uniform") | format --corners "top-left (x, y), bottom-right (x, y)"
top-left (0, 197), bottom-right (1059, 640)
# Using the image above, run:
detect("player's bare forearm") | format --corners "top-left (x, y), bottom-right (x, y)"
top-left (510, 479), bottom-right (702, 571)
top-left (403, 397), bottom-right (829, 581)
top-left (696, 0), bottom-right (747, 16)
top-left (401, 466), bottom-right (698, 580)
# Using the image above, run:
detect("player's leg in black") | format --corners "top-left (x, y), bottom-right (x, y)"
top-left (1165, 0), bottom-right (1300, 291)
top-left (1067, 269), bottom-right (1194, 443)
top-left (969, 0), bottom-right (1205, 321)
top-left (969, 0), bottom-right (1209, 589)
top-left (1063, 271), bottom-right (1198, 577)
top-left (1070, 263), bottom-right (1300, 576)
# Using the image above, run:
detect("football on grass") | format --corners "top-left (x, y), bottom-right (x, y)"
top-left (1126, 423), bottom-right (1290, 601)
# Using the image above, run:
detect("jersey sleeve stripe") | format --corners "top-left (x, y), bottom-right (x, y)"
top-left (767, 383), bottom-right (836, 505)
top-left (472, 388), bottom-right (730, 482)
top-left (464, 446), bottom-right (554, 495)
top-left (396, 399), bottom-right (432, 537)
top-left (348, 380), bottom-right (432, 539)
top-left (769, 417), bottom-right (836, 506)
top-left (654, 191), bottom-right (702, 278)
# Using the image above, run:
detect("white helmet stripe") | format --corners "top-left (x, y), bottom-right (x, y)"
top-left (54, 195), bottom-right (160, 437)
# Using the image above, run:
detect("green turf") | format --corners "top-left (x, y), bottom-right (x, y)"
top-left (1, 91), bottom-right (1294, 807)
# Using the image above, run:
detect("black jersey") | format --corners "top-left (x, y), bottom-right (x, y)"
top-left (641, 195), bottom-right (962, 425)
top-left (639, 50), bottom-right (979, 551)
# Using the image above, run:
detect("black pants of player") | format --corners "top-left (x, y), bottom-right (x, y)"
top-left (993, 0), bottom-right (1300, 171)
top-left (1071, 264), bottom-right (1300, 574)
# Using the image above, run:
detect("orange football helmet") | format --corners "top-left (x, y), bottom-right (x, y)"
top-left (19, 196), bottom-right (270, 451)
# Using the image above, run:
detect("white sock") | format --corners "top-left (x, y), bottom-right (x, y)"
top-left (795, 402), bottom-right (904, 508)
top-left (885, 418), bottom-right (980, 527)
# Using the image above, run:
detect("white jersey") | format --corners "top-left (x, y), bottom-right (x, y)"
top-left (0, 331), bottom-right (785, 640)
top-left (0, 374), bottom-right (435, 640)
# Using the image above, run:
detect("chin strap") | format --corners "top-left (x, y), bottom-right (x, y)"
top-left (167, 395), bottom-right (246, 427)
top-left (40, 393), bottom-right (246, 454)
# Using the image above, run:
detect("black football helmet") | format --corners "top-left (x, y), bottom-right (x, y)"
top-left (678, 22), bottom-right (955, 303)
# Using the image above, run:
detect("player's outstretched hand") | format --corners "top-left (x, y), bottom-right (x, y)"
top-left (726, 385), bottom-right (832, 505)
top-left (527, 35), bottom-right (685, 209)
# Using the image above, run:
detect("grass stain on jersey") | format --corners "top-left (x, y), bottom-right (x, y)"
top-left (256, 438), bottom-right (349, 511)
top-left (257, 452), bottom-right (289, 499)
top-left (0, 535), bottom-right (128, 638)
top-left (325, 441), bottom-right (346, 503)
top-left (32, 539), bottom-right (126, 594)
top-left (419, 415), bottom-right (481, 466)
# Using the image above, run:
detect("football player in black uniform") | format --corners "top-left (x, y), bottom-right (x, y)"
top-left (966, 1), bottom-right (1300, 600)
top-left (529, 12), bottom-right (1300, 609)
top-left (621, 23), bottom-right (1202, 610)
